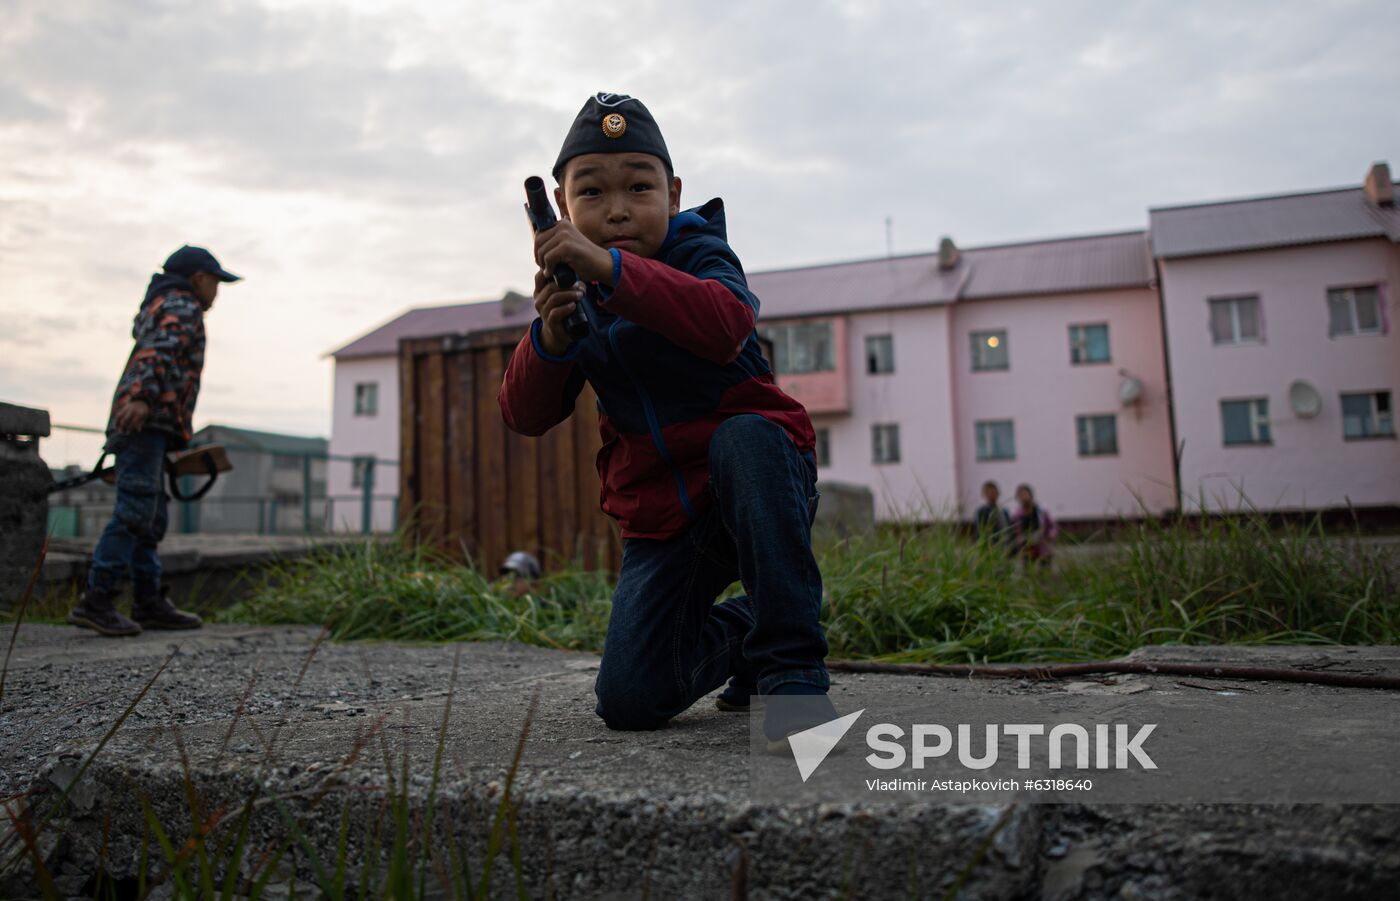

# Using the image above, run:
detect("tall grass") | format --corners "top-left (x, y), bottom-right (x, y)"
top-left (223, 513), bottom-right (1399, 662)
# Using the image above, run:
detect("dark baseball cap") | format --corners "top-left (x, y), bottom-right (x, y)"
top-left (163, 245), bottom-right (241, 282)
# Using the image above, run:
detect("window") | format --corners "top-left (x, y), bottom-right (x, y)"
top-left (763, 321), bottom-right (836, 374)
top-left (1075, 414), bottom-right (1118, 456)
top-left (272, 454), bottom-right (302, 471)
top-left (1069, 323), bottom-right (1111, 364)
top-left (971, 330), bottom-right (1009, 371)
top-left (1341, 392), bottom-right (1395, 440)
top-left (1220, 399), bottom-right (1270, 446)
top-left (1327, 286), bottom-right (1384, 337)
top-left (865, 334), bottom-right (895, 374)
top-left (354, 382), bottom-right (379, 416)
top-left (975, 420), bottom-right (1015, 461)
top-left (814, 428), bottom-right (831, 468)
top-left (351, 456), bottom-right (375, 489)
top-left (1208, 296), bottom-right (1261, 345)
top-left (872, 424), bottom-right (900, 464)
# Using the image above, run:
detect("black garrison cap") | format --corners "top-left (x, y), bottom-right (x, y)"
top-left (553, 93), bottom-right (673, 181)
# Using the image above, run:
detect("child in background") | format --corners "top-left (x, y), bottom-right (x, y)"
top-left (1011, 483), bottom-right (1057, 566)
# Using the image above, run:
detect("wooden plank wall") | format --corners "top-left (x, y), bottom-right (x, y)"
top-left (399, 330), bottom-right (621, 574)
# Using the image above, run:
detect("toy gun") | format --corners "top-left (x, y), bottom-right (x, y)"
top-left (524, 176), bottom-right (589, 339)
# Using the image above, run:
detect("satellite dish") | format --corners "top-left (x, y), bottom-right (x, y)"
top-left (1119, 377), bottom-right (1144, 406)
top-left (1289, 380), bottom-right (1321, 418)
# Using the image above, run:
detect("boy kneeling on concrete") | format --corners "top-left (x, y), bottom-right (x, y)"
top-left (499, 94), bottom-right (835, 744)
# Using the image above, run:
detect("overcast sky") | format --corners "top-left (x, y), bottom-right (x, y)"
top-left (2, 0), bottom-right (1395, 465)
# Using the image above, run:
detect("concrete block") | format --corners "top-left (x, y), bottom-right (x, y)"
top-left (813, 480), bottom-right (875, 540)
top-left (0, 401), bottom-right (52, 438)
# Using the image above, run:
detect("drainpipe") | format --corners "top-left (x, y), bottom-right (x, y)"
top-left (1152, 254), bottom-right (1183, 516)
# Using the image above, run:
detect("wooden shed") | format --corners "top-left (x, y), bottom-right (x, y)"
top-left (398, 329), bottom-right (622, 573)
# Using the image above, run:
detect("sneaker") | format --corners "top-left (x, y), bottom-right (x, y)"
top-left (132, 587), bottom-right (203, 630)
top-left (715, 676), bottom-right (755, 712)
top-left (762, 685), bottom-right (839, 755)
top-left (67, 589), bottom-right (142, 637)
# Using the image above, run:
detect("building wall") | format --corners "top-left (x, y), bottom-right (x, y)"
top-left (328, 355), bottom-right (401, 531)
top-left (806, 306), bottom-right (960, 520)
top-left (949, 288), bottom-right (1177, 520)
top-left (1160, 239), bottom-right (1400, 511)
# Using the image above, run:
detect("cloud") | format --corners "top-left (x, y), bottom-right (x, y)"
top-left (0, 0), bottom-right (1394, 441)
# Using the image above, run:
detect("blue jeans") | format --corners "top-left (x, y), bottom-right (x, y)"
top-left (594, 414), bottom-right (829, 730)
top-left (88, 430), bottom-right (169, 597)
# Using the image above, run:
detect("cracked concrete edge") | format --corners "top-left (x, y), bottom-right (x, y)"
top-left (4, 754), bottom-right (1040, 900)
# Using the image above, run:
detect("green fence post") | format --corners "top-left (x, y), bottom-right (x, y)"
top-left (180, 475), bottom-right (196, 533)
top-left (302, 454), bottom-right (312, 534)
top-left (361, 459), bottom-right (375, 535)
top-left (269, 497), bottom-right (279, 535)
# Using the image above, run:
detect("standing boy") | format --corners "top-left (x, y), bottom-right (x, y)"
top-left (498, 94), bottom-right (834, 741)
top-left (973, 480), bottom-right (1011, 550)
top-left (66, 245), bottom-right (240, 636)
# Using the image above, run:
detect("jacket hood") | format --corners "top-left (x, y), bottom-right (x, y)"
top-left (143, 272), bottom-right (193, 306)
top-left (662, 198), bottom-right (727, 250)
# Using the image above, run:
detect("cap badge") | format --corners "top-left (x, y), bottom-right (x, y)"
top-left (601, 113), bottom-right (627, 138)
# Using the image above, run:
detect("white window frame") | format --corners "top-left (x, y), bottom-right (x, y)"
top-left (1075, 414), bottom-right (1119, 456)
top-left (975, 420), bottom-right (1015, 461)
top-left (970, 330), bottom-right (1009, 371)
top-left (353, 382), bottom-right (379, 417)
top-left (1220, 398), bottom-right (1271, 446)
top-left (865, 334), bottom-right (895, 375)
top-left (1208, 296), bottom-right (1262, 346)
top-left (1341, 391), bottom-right (1395, 440)
top-left (1327, 285), bottom-right (1385, 338)
top-left (763, 321), bottom-right (836, 375)
top-left (1068, 323), bottom-right (1111, 365)
top-left (872, 423), bottom-right (901, 464)
top-left (351, 455), bottom-right (375, 489)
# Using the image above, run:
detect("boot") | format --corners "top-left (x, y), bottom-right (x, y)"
top-left (132, 586), bottom-right (203, 630)
top-left (67, 589), bottom-right (142, 637)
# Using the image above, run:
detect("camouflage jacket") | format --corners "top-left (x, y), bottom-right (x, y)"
top-left (105, 273), bottom-right (206, 450)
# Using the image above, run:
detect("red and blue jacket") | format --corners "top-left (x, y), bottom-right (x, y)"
top-left (498, 198), bottom-right (815, 540)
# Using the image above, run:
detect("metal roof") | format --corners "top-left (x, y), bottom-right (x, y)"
top-left (329, 293), bottom-right (535, 359)
top-left (749, 230), bottom-right (1152, 320)
top-left (194, 424), bottom-right (327, 455)
top-left (1149, 188), bottom-right (1400, 259)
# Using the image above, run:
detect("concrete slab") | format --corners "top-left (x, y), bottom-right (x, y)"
top-left (1, 626), bottom-right (1398, 899)
top-left (28, 534), bottom-right (391, 611)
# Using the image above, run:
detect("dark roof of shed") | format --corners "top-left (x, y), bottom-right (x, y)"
top-left (748, 230), bottom-right (1152, 320)
top-left (193, 424), bottom-right (327, 455)
top-left (1148, 187), bottom-right (1400, 259)
top-left (329, 292), bottom-right (535, 359)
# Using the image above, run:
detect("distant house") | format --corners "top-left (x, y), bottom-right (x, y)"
top-left (187, 424), bottom-right (328, 533)
top-left (1150, 162), bottom-right (1400, 513)
top-left (750, 231), bottom-right (1176, 521)
top-left (325, 292), bottom-right (534, 532)
top-left (47, 464), bottom-right (117, 538)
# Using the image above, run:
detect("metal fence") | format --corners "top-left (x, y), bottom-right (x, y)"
top-left (44, 424), bottom-right (399, 537)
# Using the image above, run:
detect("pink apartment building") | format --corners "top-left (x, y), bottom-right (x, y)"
top-left (1149, 163), bottom-right (1400, 513)
top-left (749, 232), bottom-right (1177, 522)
